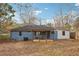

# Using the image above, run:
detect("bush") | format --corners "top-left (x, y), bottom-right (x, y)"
top-left (0, 34), bottom-right (10, 41)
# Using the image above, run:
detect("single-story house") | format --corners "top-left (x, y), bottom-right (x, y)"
top-left (10, 25), bottom-right (70, 41)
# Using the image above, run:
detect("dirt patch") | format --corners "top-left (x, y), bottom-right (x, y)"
top-left (0, 39), bottom-right (79, 56)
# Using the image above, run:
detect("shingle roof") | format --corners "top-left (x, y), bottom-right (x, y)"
top-left (11, 25), bottom-right (54, 32)
top-left (53, 27), bottom-right (70, 31)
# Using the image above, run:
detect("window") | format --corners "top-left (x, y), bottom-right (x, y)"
top-left (62, 31), bottom-right (65, 35)
top-left (51, 31), bottom-right (54, 34)
top-left (19, 31), bottom-right (22, 36)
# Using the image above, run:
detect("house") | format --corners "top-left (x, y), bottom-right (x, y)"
top-left (10, 25), bottom-right (70, 41)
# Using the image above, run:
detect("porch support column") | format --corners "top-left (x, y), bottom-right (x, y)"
top-left (39, 31), bottom-right (40, 42)
top-left (46, 31), bottom-right (47, 44)
top-left (32, 30), bottom-right (34, 42)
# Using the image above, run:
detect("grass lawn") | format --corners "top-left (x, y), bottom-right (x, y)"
top-left (0, 39), bottom-right (79, 56)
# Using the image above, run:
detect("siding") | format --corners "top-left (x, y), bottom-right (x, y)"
top-left (57, 30), bottom-right (70, 39)
top-left (10, 30), bottom-right (70, 40)
top-left (50, 31), bottom-right (58, 40)
top-left (11, 32), bottom-right (33, 41)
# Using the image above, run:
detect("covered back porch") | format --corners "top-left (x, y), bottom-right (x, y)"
top-left (33, 31), bottom-right (51, 39)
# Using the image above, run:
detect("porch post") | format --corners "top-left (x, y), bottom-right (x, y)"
top-left (32, 30), bottom-right (34, 42)
top-left (46, 31), bottom-right (47, 44)
top-left (39, 32), bottom-right (40, 42)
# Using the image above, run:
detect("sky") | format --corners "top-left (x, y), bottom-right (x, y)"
top-left (11, 3), bottom-right (79, 24)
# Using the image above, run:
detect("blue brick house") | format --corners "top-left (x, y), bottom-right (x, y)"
top-left (10, 25), bottom-right (70, 41)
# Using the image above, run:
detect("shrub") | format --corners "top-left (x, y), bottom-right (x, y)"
top-left (0, 34), bottom-right (10, 41)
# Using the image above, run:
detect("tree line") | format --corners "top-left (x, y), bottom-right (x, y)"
top-left (0, 3), bottom-right (79, 33)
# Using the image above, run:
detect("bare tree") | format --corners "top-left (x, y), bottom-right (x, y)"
top-left (74, 17), bottom-right (79, 30)
top-left (53, 8), bottom-right (77, 30)
top-left (15, 3), bottom-right (38, 25)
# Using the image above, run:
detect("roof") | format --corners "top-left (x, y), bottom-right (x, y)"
top-left (53, 27), bottom-right (70, 31)
top-left (11, 25), bottom-right (54, 32)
